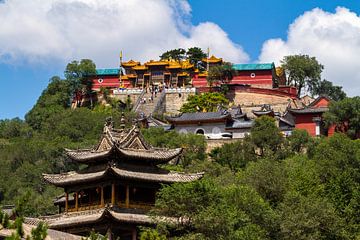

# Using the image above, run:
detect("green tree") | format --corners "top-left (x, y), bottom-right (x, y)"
top-left (186, 47), bottom-right (206, 69)
top-left (153, 179), bottom-right (278, 240)
top-left (141, 127), bottom-right (206, 167)
top-left (210, 137), bottom-right (257, 171)
top-left (25, 76), bottom-right (72, 130)
top-left (240, 159), bottom-right (288, 206)
top-left (180, 92), bottom-right (229, 113)
top-left (287, 129), bottom-right (312, 153)
top-left (250, 116), bottom-right (283, 157)
top-left (64, 59), bottom-right (96, 108)
top-left (278, 192), bottom-right (345, 240)
top-left (207, 62), bottom-right (234, 86)
top-left (324, 97), bottom-right (360, 139)
top-left (139, 228), bottom-right (166, 240)
top-left (313, 79), bottom-right (346, 101)
top-left (281, 54), bottom-right (324, 97)
top-left (159, 48), bottom-right (186, 62)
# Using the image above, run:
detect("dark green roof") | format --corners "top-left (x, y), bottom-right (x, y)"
top-left (233, 63), bottom-right (275, 71)
top-left (96, 68), bottom-right (120, 76)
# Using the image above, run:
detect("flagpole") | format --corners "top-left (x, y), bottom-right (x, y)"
top-left (206, 47), bottom-right (210, 72)
top-left (119, 51), bottom-right (122, 88)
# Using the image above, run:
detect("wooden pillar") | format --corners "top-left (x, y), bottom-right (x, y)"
top-left (111, 183), bottom-right (115, 206)
top-left (101, 186), bottom-right (104, 207)
top-left (75, 192), bottom-right (79, 211)
top-left (125, 185), bottom-right (130, 208)
top-left (65, 192), bottom-right (69, 213)
top-left (107, 228), bottom-right (113, 240)
top-left (132, 228), bottom-right (137, 240)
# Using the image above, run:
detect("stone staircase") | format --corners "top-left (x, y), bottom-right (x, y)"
top-left (135, 91), bottom-right (165, 117)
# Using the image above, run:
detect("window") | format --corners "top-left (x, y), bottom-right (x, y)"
top-left (195, 129), bottom-right (205, 135)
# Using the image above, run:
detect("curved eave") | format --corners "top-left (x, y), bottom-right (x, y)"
top-left (118, 147), bottom-right (183, 164)
top-left (132, 66), bottom-right (148, 70)
top-left (145, 61), bottom-right (169, 66)
top-left (43, 170), bottom-right (106, 187)
top-left (65, 148), bottom-right (113, 163)
top-left (43, 167), bottom-right (203, 187)
top-left (289, 107), bottom-right (328, 114)
top-left (44, 208), bottom-right (178, 229)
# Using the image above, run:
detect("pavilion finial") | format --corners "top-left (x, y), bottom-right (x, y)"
top-left (120, 113), bottom-right (126, 129)
top-left (105, 117), bottom-right (114, 130)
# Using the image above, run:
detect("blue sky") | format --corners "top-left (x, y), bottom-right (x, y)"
top-left (1, 0), bottom-right (360, 119)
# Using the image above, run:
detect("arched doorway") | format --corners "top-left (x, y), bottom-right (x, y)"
top-left (195, 129), bottom-right (205, 135)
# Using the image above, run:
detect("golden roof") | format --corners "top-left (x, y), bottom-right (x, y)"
top-left (181, 60), bottom-right (194, 69)
top-left (202, 55), bottom-right (223, 63)
top-left (132, 65), bottom-right (148, 70)
top-left (177, 72), bottom-right (189, 77)
top-left (166, 60), bottom-right (182, 69)
top-left (121, 75), bottom-right (129, 80)
top-left (121, 60), bottom-right (140, 67)
top-left (145, 60), bottom-right (169, 66)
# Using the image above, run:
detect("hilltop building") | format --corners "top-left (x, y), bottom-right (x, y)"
top-left (39, 116), bottom-right (203, 240)
top-left (288, 96), bottom-right (335, 137)
top-left (91, 55), bottom-right (287, 91)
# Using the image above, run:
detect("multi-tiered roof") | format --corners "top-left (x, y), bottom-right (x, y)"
top-left (43, 118), bottom-right (202, 187)
top-left (39, 116), bottom-right (203, 238)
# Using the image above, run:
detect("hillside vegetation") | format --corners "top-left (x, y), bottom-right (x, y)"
top-left (0, 67), bottom-right (359, 239)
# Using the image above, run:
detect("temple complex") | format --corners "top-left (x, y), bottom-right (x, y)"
top-left (91, 54), bottom-right (286, 91)
top-left (40, 116), bottom-right (203, 240)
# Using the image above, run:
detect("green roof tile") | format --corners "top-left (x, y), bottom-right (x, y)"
top-left (96, 68), bottom-right (120, 76)
top-left (233, 63), bottom-right (275, 71)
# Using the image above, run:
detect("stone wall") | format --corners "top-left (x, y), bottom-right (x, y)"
top-left (231, 92), bottom-right (291, 117)
top-left (112, 94), bottom-right (140, 106)
top-left (164, 92), bottom-right (194, 114)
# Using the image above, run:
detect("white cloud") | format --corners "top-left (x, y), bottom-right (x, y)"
top-left (259, 7), bottom-right (360, 96)
top-left (0, 0), bottom-right (249, 67)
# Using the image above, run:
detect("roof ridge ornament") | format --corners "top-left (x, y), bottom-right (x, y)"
top-left (120, 113), bottom-right (126, 129)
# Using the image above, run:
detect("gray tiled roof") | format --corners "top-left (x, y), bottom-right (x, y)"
top-left (65, 124), bottom-right (182, 164)
top-left (43, 165), bottom-right (204, 187)
top-left (34, 208), bottom-right (176, 229)
top-left (167, 111), bottom-right (231, 123)
top-left (289, 107), bottom-right (328, 114)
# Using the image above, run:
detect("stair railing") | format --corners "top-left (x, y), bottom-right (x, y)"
top-left (132, 89), bottom-right (145, 112)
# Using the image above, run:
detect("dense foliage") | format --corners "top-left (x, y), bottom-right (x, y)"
top-left (159, 47), bottom-right (207, 70)
top-left (324, 97), bottom-right (360, 139)
top-left (1, 60), bottom-right (359, 239)
top-left (207, 62), bottom-right (235, 86)
top-left (150, 117), bottom-right (360, 239)
top-left (281, 54), bottom-right (324, 97)
top-left (180, 92), bottom-right (229, 113)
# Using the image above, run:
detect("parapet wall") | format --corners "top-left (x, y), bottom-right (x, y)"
top-left (164, 88), bottom-right (196, 115)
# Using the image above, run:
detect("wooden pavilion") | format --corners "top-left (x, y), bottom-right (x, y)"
top-left (40, 116), bottom-right (203, 240)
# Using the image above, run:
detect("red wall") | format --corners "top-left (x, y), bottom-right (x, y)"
top-left (231, 70), bottom-right (273, 88)
top-left (293, 114), bottom-right (318, 136)
top-left (92, 76), bottom-right (131, 90)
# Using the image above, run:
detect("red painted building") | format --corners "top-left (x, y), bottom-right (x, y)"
top-left (231, 63), bottom-right (276, 89)
top-left (289, 96), bottom-right (334, 137)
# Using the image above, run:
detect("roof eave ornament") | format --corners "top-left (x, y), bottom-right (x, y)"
top-left (104, 117), bottom-right (114, 132)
